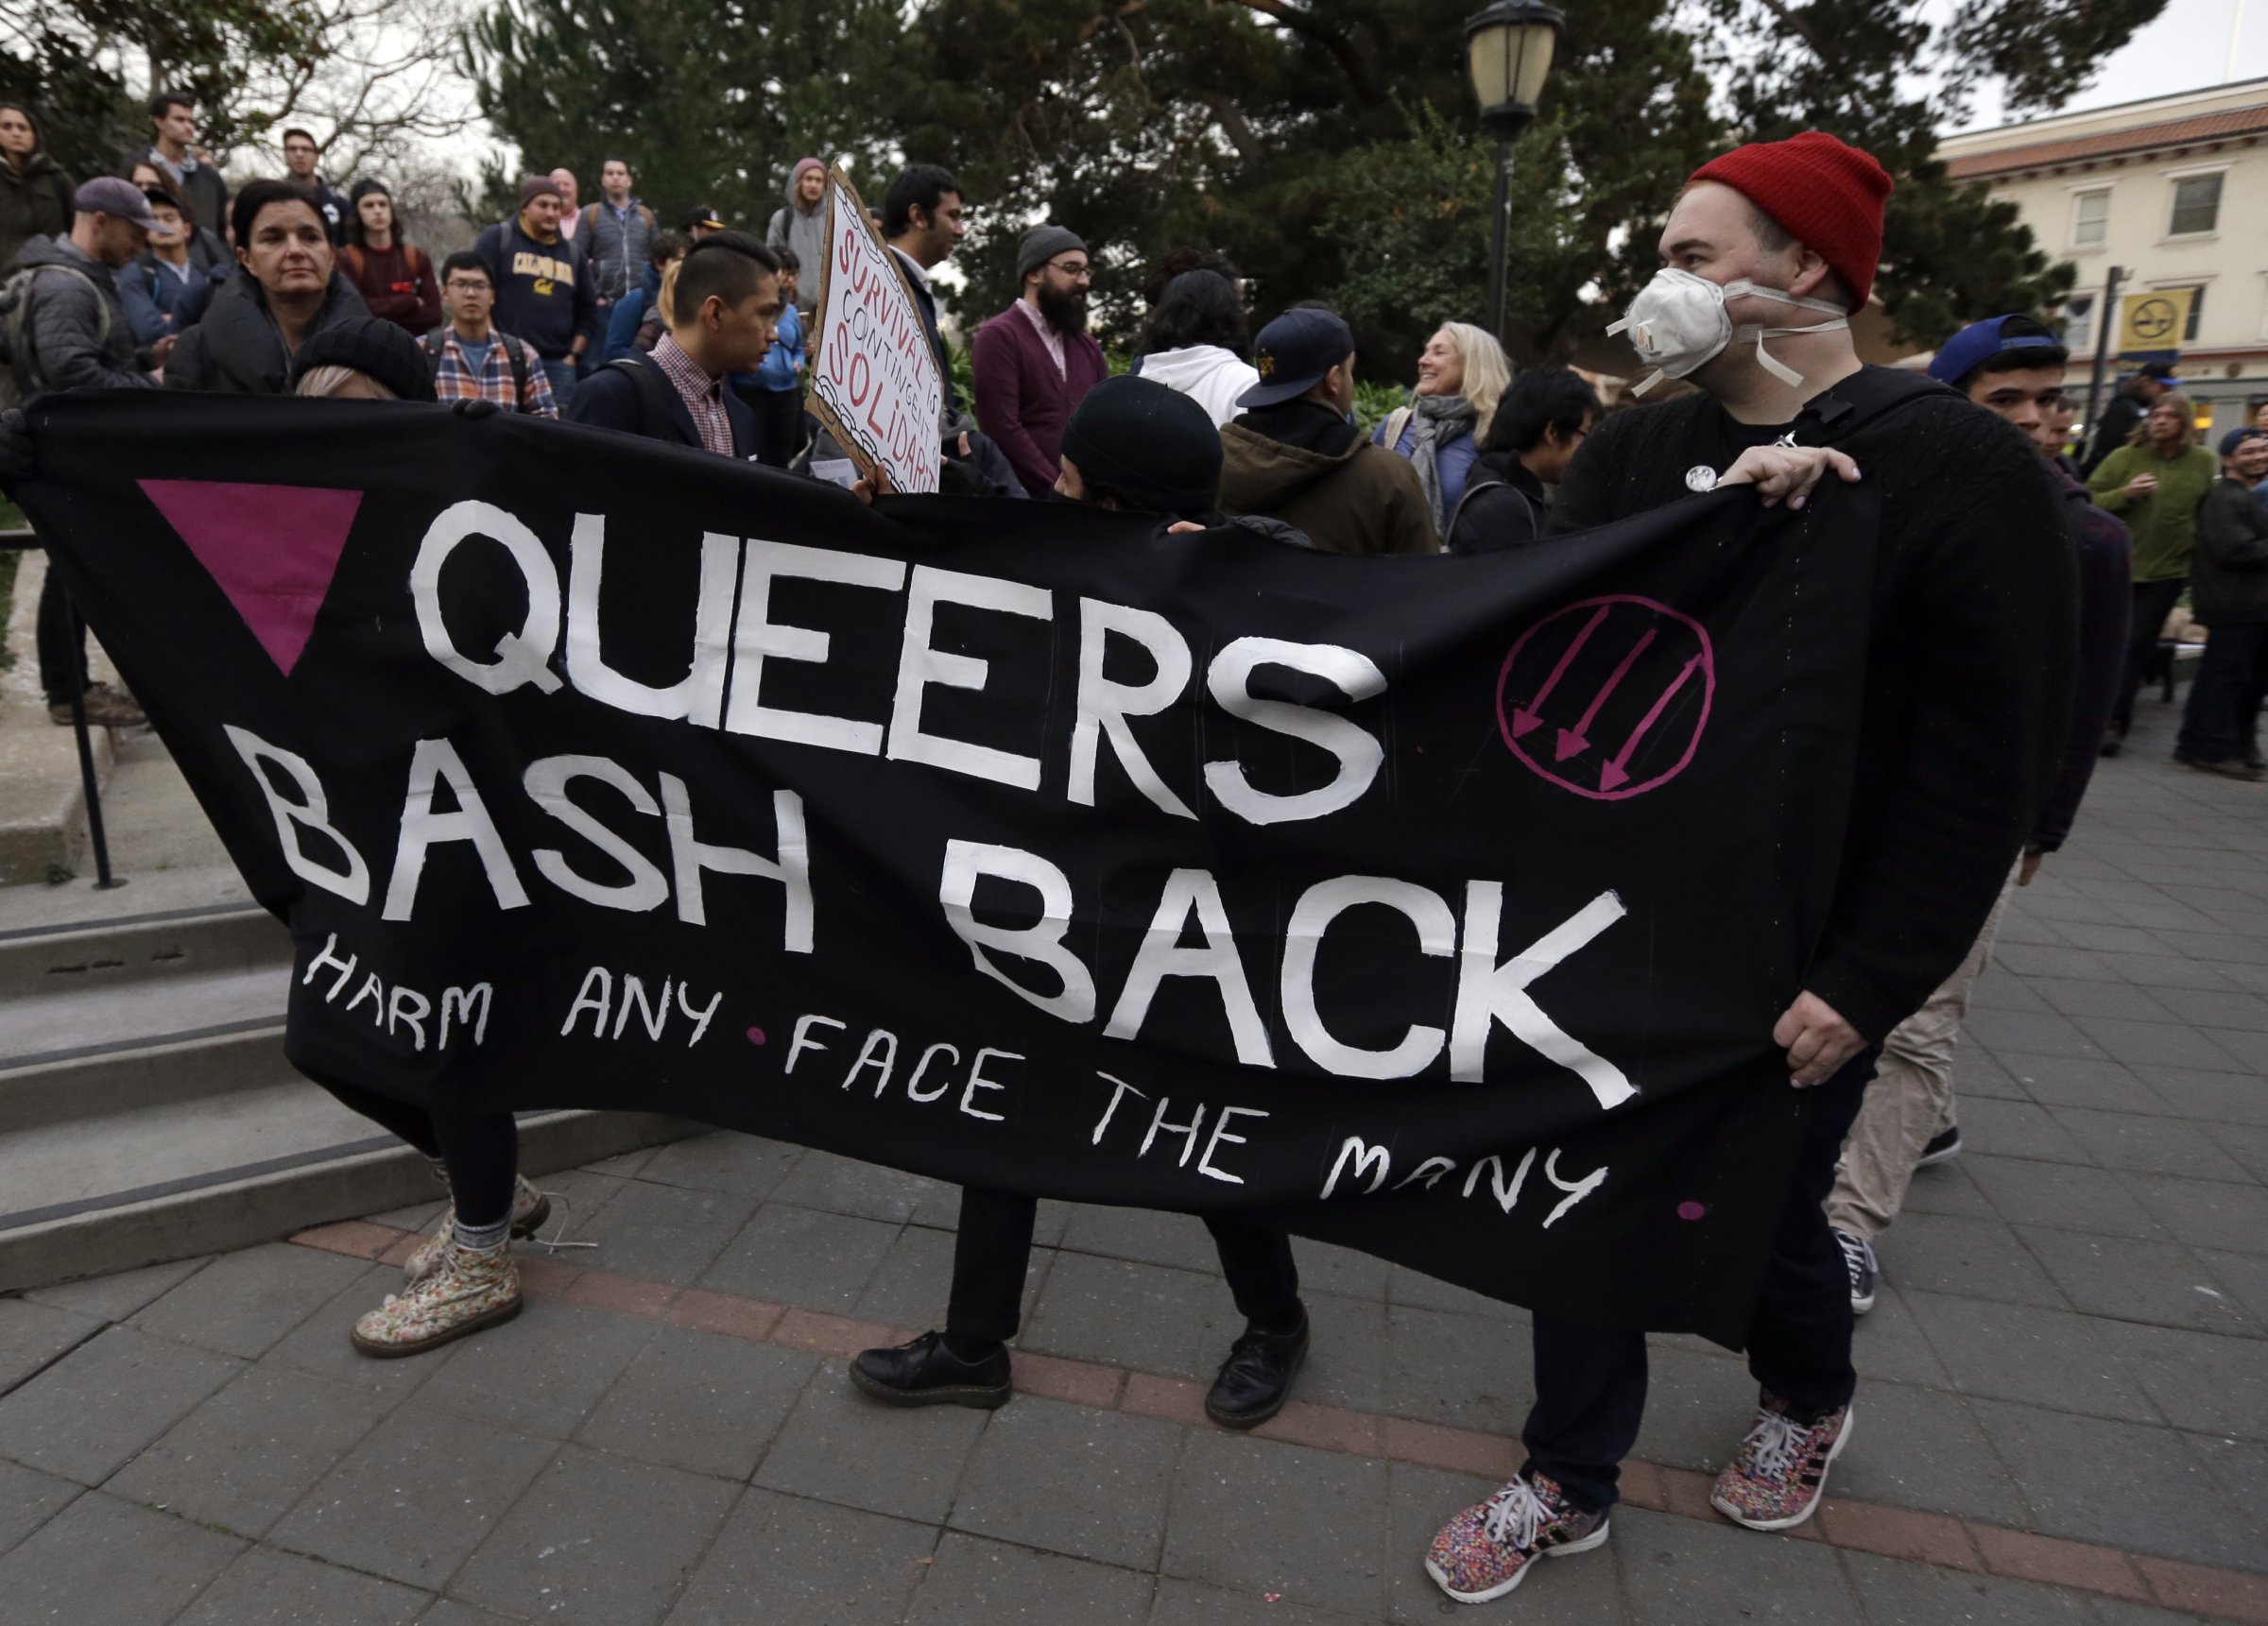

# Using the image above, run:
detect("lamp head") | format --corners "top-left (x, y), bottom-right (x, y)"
top-left (1464, 0), bottom-right (1565, 141)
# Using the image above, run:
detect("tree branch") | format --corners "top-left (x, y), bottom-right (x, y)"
top-left (1218, 0), bottom-right (1383, 102)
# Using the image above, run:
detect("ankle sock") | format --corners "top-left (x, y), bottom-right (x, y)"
top-left (453, 1213), bottom-right (511, 1251)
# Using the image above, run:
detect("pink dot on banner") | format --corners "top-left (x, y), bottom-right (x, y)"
top-left (1676, 1201), bottom-right (1708, 1222)
top-left (746, 1028), bottom-right (766, 1045)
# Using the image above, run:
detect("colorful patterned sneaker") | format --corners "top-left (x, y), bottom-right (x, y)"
top-left (403, 1176), bottom-right (552, 1285)
top-left (352, 1238), bottom-right (522, 1358)
top-left (1710, 1395), bottom-right (1852, 1532)
top-left (1425, 1471), bottom-right (1610, 1603)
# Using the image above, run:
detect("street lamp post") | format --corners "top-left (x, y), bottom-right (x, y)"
top-left (1463, 0), bottom-right (1565, 341)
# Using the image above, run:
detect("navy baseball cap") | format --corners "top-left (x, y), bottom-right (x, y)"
top-left (1239, 307), bottom-right (1356, 408)
top-left (2218, 426), bottom-right (2266, 459)
top-left (1927, 315), bottom-right (2065, 386)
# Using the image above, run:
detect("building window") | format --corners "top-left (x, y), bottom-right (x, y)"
top-left (2062, 294), bottom-right (2095, 349)
top-left (2071, 190), bottom-right (2110, 249)
top-left (2169, 173), bottom-right (2222, 236)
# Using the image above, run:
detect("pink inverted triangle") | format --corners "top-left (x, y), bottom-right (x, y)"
top-left (139, 480), bottom-right (363, 676)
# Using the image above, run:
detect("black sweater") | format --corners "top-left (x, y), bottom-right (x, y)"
top-left (1548, 368), bottom-right (2077, 1041)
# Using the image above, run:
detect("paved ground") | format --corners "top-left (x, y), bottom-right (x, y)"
top-left (0, 699), bottom-right (2264, 1624)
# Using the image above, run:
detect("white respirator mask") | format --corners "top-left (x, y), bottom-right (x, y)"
top-left (1606, 268), bottom-right (1851, 397)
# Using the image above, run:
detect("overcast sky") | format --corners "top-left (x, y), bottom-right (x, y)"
top-left (1950, 0), bottom-right (2268, 132)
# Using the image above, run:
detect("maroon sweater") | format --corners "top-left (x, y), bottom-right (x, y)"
top-left (971, 301), bottom-right (1108, 498)
top-left (338, 240), bottom-right (442, 335)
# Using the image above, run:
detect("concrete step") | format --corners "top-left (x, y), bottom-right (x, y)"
top-left (5, 961), bottom-right (287, 1064)
top-left (0, 899), bottom-right (284, 1000)
top-left (0, 869), bottom-right (699, 1293)
top-left (0, 1091), bottom-right (695, 1293)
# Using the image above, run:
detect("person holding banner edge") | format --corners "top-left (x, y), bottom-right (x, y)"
top-left (1423, 131), bottom-right (2076, 1605)
top-left (852, 376), bottom-right (1315, 1429)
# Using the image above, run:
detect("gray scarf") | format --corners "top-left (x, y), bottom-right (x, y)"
top-left (1405, 392), bottom-right (1477, 531)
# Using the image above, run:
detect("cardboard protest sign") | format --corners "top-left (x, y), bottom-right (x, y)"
top-left (22, 393), bottom-right (1881, 1342)
top-left (805, 167), bottom-right (944, 492)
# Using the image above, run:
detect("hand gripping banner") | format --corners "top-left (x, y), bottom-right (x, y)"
top-left (20, 393), bottom-right (1879, 1344)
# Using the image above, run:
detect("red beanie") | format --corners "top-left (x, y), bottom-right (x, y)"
top-left (1687, 131), bottom-right (1893, 308)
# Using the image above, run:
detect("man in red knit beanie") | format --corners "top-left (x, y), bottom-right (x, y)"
top-left (1422, 132), bottom-right (2078, 1608)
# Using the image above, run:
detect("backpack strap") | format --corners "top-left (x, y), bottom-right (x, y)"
top-left (504, 334), bottom-right (532, 411)
top-left (1381, 405), bottom-right (1413, 452)
top-left (607, 354), bottom-right (677, 440)
top-left (336, 244), bottom-right (363, 282)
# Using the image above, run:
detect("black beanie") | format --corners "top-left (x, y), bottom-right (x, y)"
top-left (1059, 376), bottom-right (1222, 519)
top-left (293, 316), bottom-right (438, 403)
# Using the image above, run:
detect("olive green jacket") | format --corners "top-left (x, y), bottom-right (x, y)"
top-left (2087, 441), bottom-right (2217, 583)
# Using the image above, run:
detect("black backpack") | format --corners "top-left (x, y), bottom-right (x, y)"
top-left (606, 353), bottom-right (682, 442)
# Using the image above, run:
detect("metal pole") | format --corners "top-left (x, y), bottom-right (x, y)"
top-left (1489, 138), bottom-right (1513, 341)
top-left (61, 598), bottom-right (121, 891)
top-left (2083, 264), bottom-right (2123, 444)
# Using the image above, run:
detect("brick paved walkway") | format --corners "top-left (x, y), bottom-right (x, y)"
top-left (0, 702), bottom-right (2262, 1624)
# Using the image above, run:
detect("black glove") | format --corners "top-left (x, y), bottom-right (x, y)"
top-left (0, 407), bottom-right (31, 492)
top-left (449, 397), bottom-right (502, 421)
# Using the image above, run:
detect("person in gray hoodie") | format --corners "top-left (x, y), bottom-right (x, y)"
top-left (8, 178), bottom-right (161, 727)
top-left (765, 157), bottom-right (827, 316)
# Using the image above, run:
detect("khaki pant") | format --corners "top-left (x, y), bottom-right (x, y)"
top-left (1826, 864), bottom-right (2019, 1241)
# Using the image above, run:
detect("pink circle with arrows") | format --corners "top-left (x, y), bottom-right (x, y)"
top-left (1495, 595), bottom-right (1715, 801)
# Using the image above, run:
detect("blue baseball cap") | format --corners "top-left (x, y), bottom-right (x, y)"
top-left (1927, 314), bottom-right (2065, 387)
top-left (2218, 426), bottom-right (2266, 459)
top-left (1238, 307), bottom-right (1356, 408)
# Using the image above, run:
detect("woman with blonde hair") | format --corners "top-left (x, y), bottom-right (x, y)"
top-left (1374, 320), bottom-right (1511, 533)
top-left (2087, 389), bottom-right (2218, 753)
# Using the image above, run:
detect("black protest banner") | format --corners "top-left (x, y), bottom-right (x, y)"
top-left (21, 393), bottom-right (1877, 1344)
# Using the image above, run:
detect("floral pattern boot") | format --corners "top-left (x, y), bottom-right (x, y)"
top-left (403, 1176), bottom-right (551, 1285)
top-left (352, 1237), bottom-right (522, 1358)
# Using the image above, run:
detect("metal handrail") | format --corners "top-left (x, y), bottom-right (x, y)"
top-left (1, 526), bottom-right (122, 889)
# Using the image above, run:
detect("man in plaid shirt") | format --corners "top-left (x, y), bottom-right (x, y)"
top-left (425, 251), bottom-right (558, 418)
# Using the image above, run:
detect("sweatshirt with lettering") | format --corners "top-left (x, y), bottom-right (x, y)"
top-left (472, 215), bottom-right (595, 361)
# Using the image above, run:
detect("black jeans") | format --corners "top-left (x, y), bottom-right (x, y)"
top-left (944, 1187), bottom-right (1302, 1349)
top-left (2112, 578), bottom-right (2190, 735)
top-left (312, 1072), bottom-right (521, 1227)
top-left (1521, 1048), bottom-right (1878, 1513)
top-left (36, 567), bottom-right (89, 708)
top-left (2175, 622), bottom-right (2268, 763)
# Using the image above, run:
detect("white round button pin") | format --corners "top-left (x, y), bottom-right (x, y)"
top-left (1685, 466), bottom-right (1719, 493)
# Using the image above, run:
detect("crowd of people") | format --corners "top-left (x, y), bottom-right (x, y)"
top-left (1, 89), bottom-right (2264, 1612)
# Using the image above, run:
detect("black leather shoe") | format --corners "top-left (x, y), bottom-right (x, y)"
top-left (1205, 1311), bottom-right (1310, 1429)
top-left (850, 1330), bottom-right (1013, 1409)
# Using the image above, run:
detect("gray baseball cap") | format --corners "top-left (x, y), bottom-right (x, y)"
top-left (74, 176), bottom-right (159, 230)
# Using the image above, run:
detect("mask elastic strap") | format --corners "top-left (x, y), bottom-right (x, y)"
top-left (1744, 316), bottom-right (1850, 390)
top-left (1628, 367), bottom-right (1669, 396)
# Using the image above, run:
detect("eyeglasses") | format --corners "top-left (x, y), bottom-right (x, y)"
top-left (1048, 259), bottom-right (1091, 280)
top-left (444, 281), bottom-right (492, 293)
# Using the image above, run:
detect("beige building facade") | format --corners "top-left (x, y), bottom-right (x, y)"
top-left (1940, 78), bottom-right (2268, 439)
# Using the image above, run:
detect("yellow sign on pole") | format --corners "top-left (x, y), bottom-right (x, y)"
top-left (2116, 289), bottom-right (2193, 355)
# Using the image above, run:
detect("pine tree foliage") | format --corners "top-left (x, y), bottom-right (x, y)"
top-left (465, 0), bottom-right (2167, 369)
